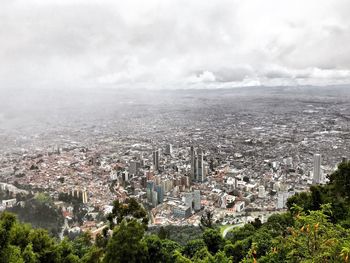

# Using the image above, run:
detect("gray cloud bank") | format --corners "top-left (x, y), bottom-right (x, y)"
top-left (1, 0), bottom-right (350, 89)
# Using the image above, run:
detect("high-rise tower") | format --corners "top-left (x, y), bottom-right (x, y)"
top-left (152, 150), bottom-right (160, 172)
top-left (190, 146), bottom-right (197, 181)
top-left (197, 149), bottom-right (205, 182)
top-left (313, 153), bottom-right (321, 184)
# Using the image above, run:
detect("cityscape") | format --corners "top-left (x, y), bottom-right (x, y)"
top-left (1, 1), bottom-right (350, 262)
top-left (1, 86), bottom-right (349, 237)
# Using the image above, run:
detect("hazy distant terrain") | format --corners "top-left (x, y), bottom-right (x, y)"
top-left (0, 85), bottom-right (350, 155)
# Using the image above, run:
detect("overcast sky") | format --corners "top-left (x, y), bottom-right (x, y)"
top-left (1, 0), bottom-right (350, 90)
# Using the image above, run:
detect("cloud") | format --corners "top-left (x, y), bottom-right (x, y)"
top-left (1, 0), bottom-right (350, 89)
top-left (188, 71), bottom-right (216, 84)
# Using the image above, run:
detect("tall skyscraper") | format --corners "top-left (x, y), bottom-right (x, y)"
top-left (190, 146), bottom-right (207, 182)
top-left (129, 160), bottom-right (141, 176)
top-left (165, 144), bottom-right (173, 156)
top-left (190, 146), bottom-right (197, 181)
top-left (184, 192), bottom-right (194, 210)
top-left (152, 190), bottom-right (158, 207)
top-left (156, 185), bottom-right (164, 204)
top-left (197, 149), bottom-right (205, 182)
top-left (146, 181), bottom-right (154, 203)
top-left (152, 150), bottom-right (160, 172)
top-left (313, 154), bottom-right (321, 184)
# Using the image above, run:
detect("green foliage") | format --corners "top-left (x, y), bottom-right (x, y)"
top-left (183, 239), bottom-right (206, 258)
top-left (71, 232), bottom-right (92, 258)
top-left (191, 247), bottom-right (213, 262)
top-left (7, 194), bottom-right (64, 236)
top-left (81, 246), bottom-right (103, 263)
top-left (144, 235), bottom-right (164, 263)
top-left (328, 160), bottom-right (350, 201)
top-left (173, 251), bottom-right (192, 263)
top-left (104, 219), bottom-right (147, 263)
top-left (107, 198), bottom-right (148, 229)
top-left (264, 212), bottom-right (294, 237)
top-left (22, 243), bottom-right (37, 263)
top-left (161, 239), bottom-right (181, 262)
top-left (35, 193), bottom-right (52, 204)
top-left (94, 233), bottom-right (108, 249)
top-left (225, 223), bottom-right (255, 244)
top-left (202, 228), bottom-right (224, 254)
top-left (213, 250), bottom-right (232, 263)
top-left (157, 226), bottom-right (169, 239)
top-left (251, 229), bottom-right (272, 258)
top-left (81, 246), bottom-right (104, 263)
top-left (148, 225), bottom-right (203, 245)
top-left (200, 210), bottom-right (214, 230)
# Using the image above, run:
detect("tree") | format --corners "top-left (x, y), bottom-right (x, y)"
top-left (104, 219), bottom-right (147, 263)
top-left (213, 250), bottom-right (232, 263)
top-left (250, 218), bottom-right (262, 229)
top-left (107, 198), bottom-right (148, 229)
top-left (72, 231), bottom-right (92, 258)
top-left (183, 239), bottom-right (206, 258)
top-left (263, 204), bottom-right (350, 262)
top-left (160, 239), bottom-right (181, 263)
top-left (144, 235), bottom-right (164, 263)
top-left (173, 251), bottom-right (192, 263)
top-left (158, 226), bottom-right (169, 239)
top-left (191, 247), bottom-right (213, 262)
top-left (28, 229), bottom-right (58, 263)
top-left (328, 161), bottom-right (350, 202)
top-left (251, 230), bottom-right (272, 258)
top-left (200, 210), bottom-right (214, 230)
top-left (95, 233), bottom-right (108, 249)
top-left (226, 224), bottom-right (255, 244)
top-left (264, 212), bottom-right (294, 237)
top-left (0, 212), bottom-right (17, 246)
top-left (81, 246), bottom-right (104, 263)
top-left (226, 239), bottom-right (252, 263)
top-left (341, 241), bottom-right (350, 263)
top-left (202, 229), bottom-right (224, 254)
top-left (310, 185), bottom-right (323, 211)
top-left (9, 222), bottom-right (31, 251)
top-left (286, 192), bottom-right (311, 212)
top-left (22, 243), bottom-right (37, 263)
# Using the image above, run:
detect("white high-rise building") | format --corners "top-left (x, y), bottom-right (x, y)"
top-left (152, 190), bottom-right (158, 207)
top-left (82, 189), bottom-right (88, 204)
top-left (184, 192), bottom-right (194, 211)
top-left (197, 149), bottom-right (205, 182)
top-left (277, 193), bottom-right (284, 209)
top-left (193, 190), bottom-right (201, 211)
top-left (258, 185), bottom-right (265, 198)
top-left (165, 144), bottom-right (173, 156)
top-left (313, 154), bottom-right (321, 184)
top-left (276, 191), bottom-right (290, 209)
